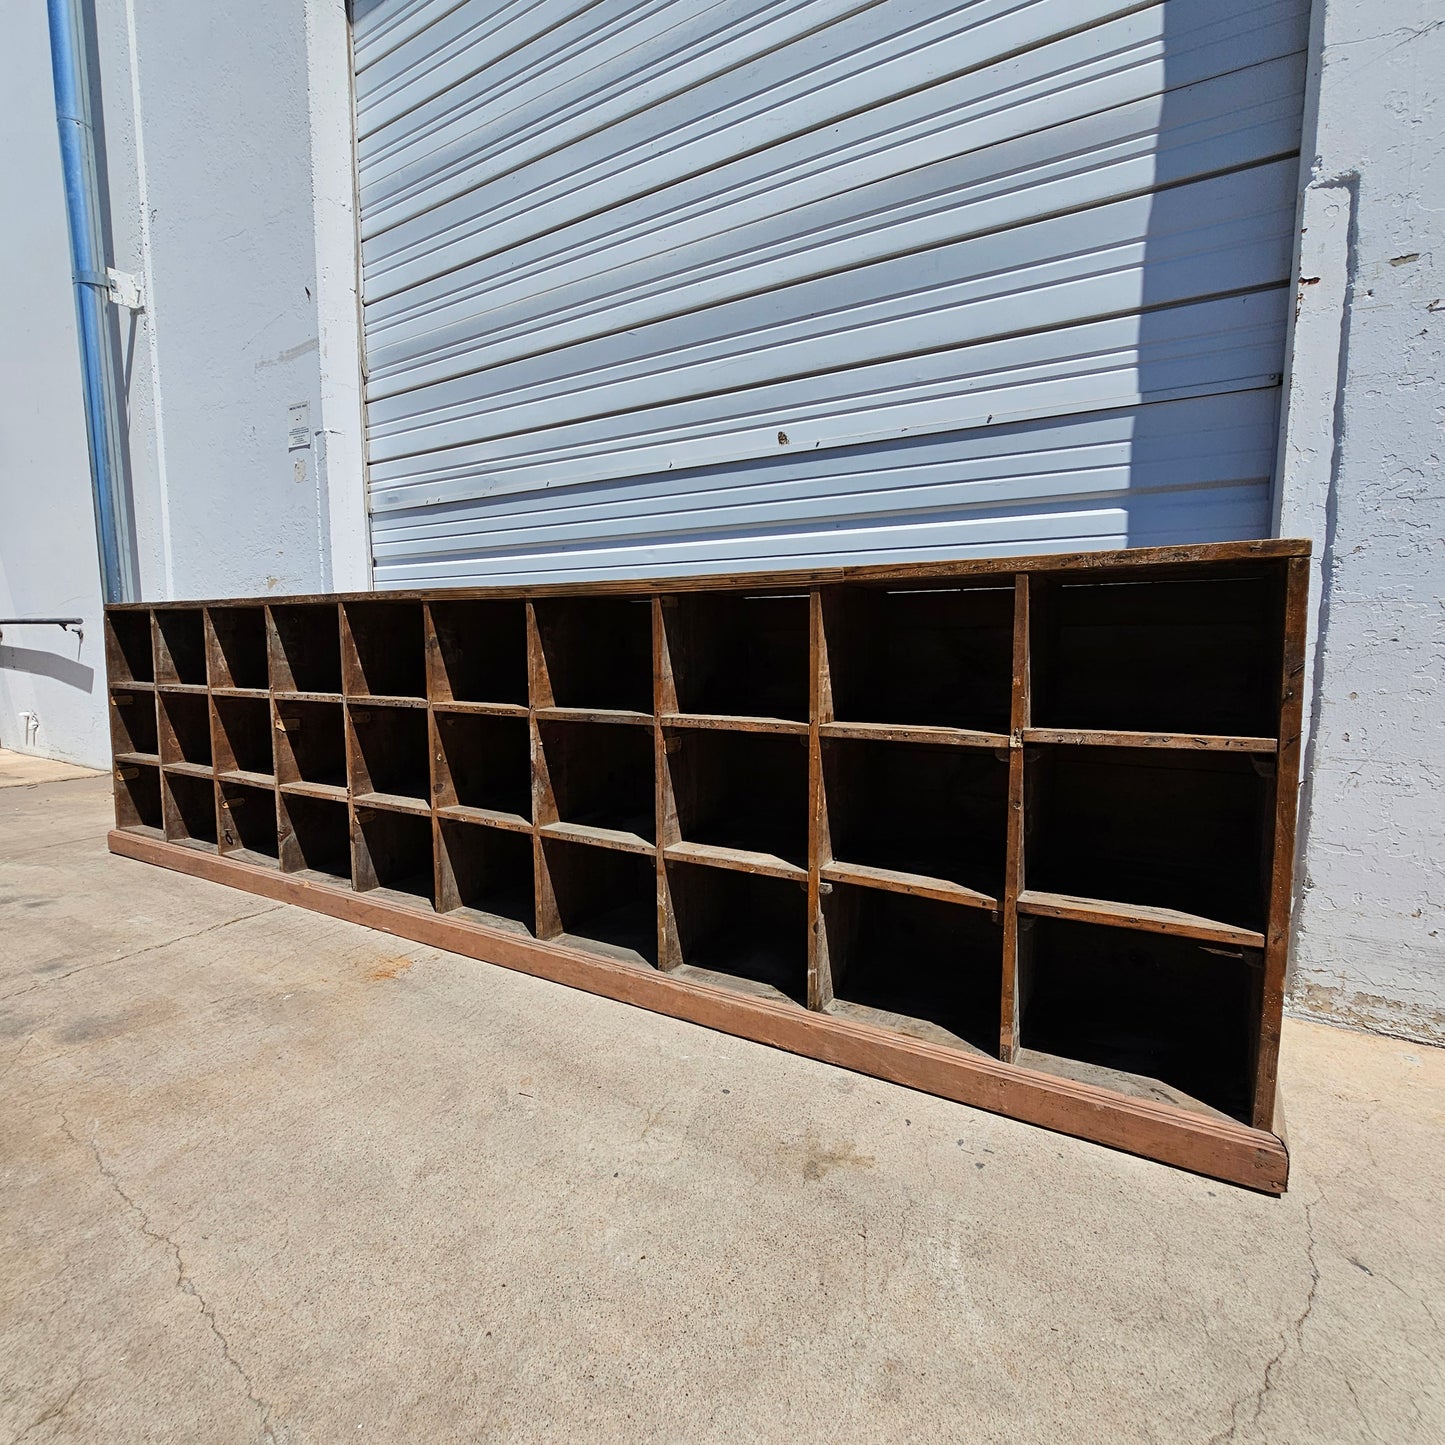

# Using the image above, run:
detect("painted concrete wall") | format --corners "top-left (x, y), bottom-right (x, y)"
top-left (0, 0), bottom-right (367, 769)
top-left (0, 0), bottom-right (110, 767)
top-left (1279, 0), bottom-right (1444, 1043)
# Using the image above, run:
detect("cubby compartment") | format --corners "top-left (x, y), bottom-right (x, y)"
top-left (114, 761), bottom-right (162, 834)
top-left (105, 611), bottom-right (154, 683)
top-left (354, 807), bottom-right (434, 907)
top-left (436, 712), bottom-right (531, 823)
top-left (1019, 918), bottom-right (1260, 1120)
top-left (1031, 573), bottom-right (1278, 737)
top-left (213, 694), bottom-right (273, 779)
top-left (163, 771), bottom-right (217, 849)
top-left (664, 728), bottom-right (807, 867)
top-left (348, 704), bottom-right (430, 805)
top-left (278, 793), bottom-right (351, 883)
top-left (219, 781), bottom-right (279, 866)
top-left (344, 599), bottom-right (427, 699)
top-left (274, 699), bottom-right (346, 789)
top-left (438, 819), bottom-right (535, 933)
top-left (664, 591), bottom-right (809, 721)
top-left (534, 596), bottom-right (653, 713)
top-left (822, 886), bottom-right (1001, 1052)
top-left (109, 689), bottom-right (158, 758)
top-left (542, 838), bottom-right (657, 966)
top-left (154, 609), bottom-right (207, 685)
top-left (270, 603), bottom-right (342, 694)
top-left (428, 599), bottom-right (528, 706)
top-left (159, 691), bottom-right (212, 769)
top-left (1026, 746), bottom-right (1271, 933)
top-left (825, 582), bottom-right (1013, 733)
top-left (207, 606), bottom-right (269, 690)
top-left (540, 720), bottom-right (654, 843)
top-left (823, 738), bottom-right (1007, 898)
top-left (668, 862), bottom-right (807, 1005)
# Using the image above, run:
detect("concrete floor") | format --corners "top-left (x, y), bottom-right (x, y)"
top-left (0, 761), bottom-right (1441, 1444)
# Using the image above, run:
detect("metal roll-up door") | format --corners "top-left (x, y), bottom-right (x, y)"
top-left (350, 0), bottom-right (1309, 587)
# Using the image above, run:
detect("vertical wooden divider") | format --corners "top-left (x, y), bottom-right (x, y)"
top-left (1253, 553), bottom-right (1309, 1130)
top-left (338, 603), bottom-right (373, 892)
top-left (999, 572), bottom-right (1031, 1062)
top-left (654, 595), bottom-right (681, 971)
top-left (424, 603), bottom-right (447, 913)
top-left (807, 588), bottom-right (829, 1010)
top-left (528, 601), bottom-right (561, 941)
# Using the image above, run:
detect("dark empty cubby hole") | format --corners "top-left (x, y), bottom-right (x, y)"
top-left (279, 793), bottom-right (351, 882)
top-left (109, 690), bottom-right (158, 756)
top-left (154, 609), bottom-right (207, 685)
top-left (214, 694), bottom-right (273, 777)
top-left (105, 611), bottom-right (154, 683)
top-left (666, 728), bottom-right (808, 866)
top-left (160, 692), bottom-right (212, 768)
top-left (345, 600), bottom-right (427, 699)
top-left (208, 607), bottom-right (269, 690)
top-left (822, 886), bottom-right (1001, 1053)
top-left (438, 820), bottom-right (535, 932)
top-left (349, 705), bottom-right (430, 802)
top-left (823, 738), bottom-right (1008, 895)
top-left (219, 782), bottom-right (279, 865)
top-left (535, 596), bottom-right (653, 712)
top-left (1027, 746), bottom-right (1271, 932)
top-left (436, 712), bottom-right (531, 820)
top-left (826, 583), bottom-right (1013, 732)
top-left (668, 862), bottom-right (808, 1005)
top-left (664, 591), bottom-right (810, 721)
top-left (274, 699), bottom-right (346, 787)
top-left (270, 603), bottom-right (342, 694)
top-left (355, 808), bottom-right (434, 906)
top-left (542, 838), bottom-right (658, 966)
top-left (114, 762), bottom-right (162, 833)
top-left (429, 599), bottom-right (528, 706)
top-left (1031, 572), bottom-right (1278, 736)
top-left (1019, 918), bottom-right (1259, 1121)
top-left (164, 771), bottom-right (217, 848)
top-left (541, 721), bottom-right (654, 840)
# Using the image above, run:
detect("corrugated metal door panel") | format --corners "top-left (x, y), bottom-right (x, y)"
top-left (350, 0), bottom-right (1310, 588)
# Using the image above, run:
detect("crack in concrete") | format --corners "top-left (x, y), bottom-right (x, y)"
top-left (7, 1374), bottom-right (82, 1445)
top-left (1204, 1200), bottom-right (1323, 1444)
top-left (0, 906), bottom-right (286, 1003)
top-left (59, 1115), bottom-right (282, 1444)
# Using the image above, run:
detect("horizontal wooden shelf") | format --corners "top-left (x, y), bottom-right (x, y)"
top-left (533, 706), bottom-right (652, 726)
top-left (665, 841), bottom-right (806, 881)
top-left (111, 680), bottom-right (155, 693)
top-left (1016, 890), bottom-right (1265, 949)
top-left (540, 821), bottom-right (654, 855)
top-left (211, 686), bottom-right (269, 700)
top-left (162, 760), bottom-right (213, 779)
top-left (273, 690), bottom-right (343, 703)
top-left (353, 790), bottom-right (431, 816)
top-left (344, 695), bottom-right (427, 710)
top-left (279, 780), bottom-right (348, 802)
top-left (432, 700), bottom-right (528, 719)
top-left (661, 712), bottom-right (809, 736)
top-left (821, 860), bottom-right (997, 910)
top-left (156, 682), bottom-right (208, 695)
top-left (1023, 728), bottom-right (1277, 753)
top-left (820, 720), bottom-right (1011, 748)
top-left (113, 750), bottom-right (159, 767)
top-left (438, 803), bottom-right (532, 834)
top-left (218, 768), bottom-right (274, 788)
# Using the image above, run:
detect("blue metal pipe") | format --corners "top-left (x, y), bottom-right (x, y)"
top-left (46, 0), bottom-right (136, 604)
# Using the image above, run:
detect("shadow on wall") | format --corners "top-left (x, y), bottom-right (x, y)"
top-left (0, 644), bottom-right (95, 691)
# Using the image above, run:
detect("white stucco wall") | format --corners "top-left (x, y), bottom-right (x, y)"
top-left (0, 0), bottom-right (367, 768)
top-left (1279, 0), bottom-right (1444, 1042)
top-left (0, 0), bottom-right (110, 767)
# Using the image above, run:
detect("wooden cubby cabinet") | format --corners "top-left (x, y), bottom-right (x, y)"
top-left (105, 541), bottom-right (1309, 1192)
